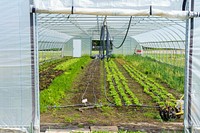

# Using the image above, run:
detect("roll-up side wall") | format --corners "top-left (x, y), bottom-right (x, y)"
top-left (38, 26), bottom-right (72, 62)
top-left (0, 0), bottom-right (39, 132)
top-left (184, 1), bottom-right (200, 132)
top-left (132, 24), bottom-right (186, 68)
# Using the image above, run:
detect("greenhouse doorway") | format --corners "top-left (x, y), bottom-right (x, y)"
top-left (1, 0), bottom-right (200, 133)
top-left (34, 1), bottom-right (200, 132)
top-left (37, 13), bottom-right (187, 132)
top-left (91, 40), bottom-right (100, 56)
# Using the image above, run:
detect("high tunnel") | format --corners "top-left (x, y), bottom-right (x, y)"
top-left (37, 14), bottom-right (186, 62)
top-left (0, 0), bottom-right (200, 132)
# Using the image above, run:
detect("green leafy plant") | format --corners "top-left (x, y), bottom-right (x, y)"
top-left (118, 60), bottom-right (176, 107)
top-left (40, 56), bottom-right (91, 112)
top-left (125, 55), bottom-right (184, 93)
top-left (105, 60), bottom-right (141, 106)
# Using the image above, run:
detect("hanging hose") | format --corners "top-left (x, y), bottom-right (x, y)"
top-left (111, 16), bottom-right (132, 49)
top-left (182, 0), bottom-right (187, 11)
top-left (99, 16), bottom-right (113, 60)
top-left (99, 22), bottom-right (106, 59)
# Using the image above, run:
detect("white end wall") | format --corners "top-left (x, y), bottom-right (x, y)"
top-left (63, 37), bottom-right (91, 56)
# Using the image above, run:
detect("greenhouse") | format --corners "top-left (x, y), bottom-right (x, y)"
top-left (0, 0), bottom-right (200, 133)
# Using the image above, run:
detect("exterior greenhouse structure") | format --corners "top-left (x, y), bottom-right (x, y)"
top-left (0, 0), bottom-right (200, 132)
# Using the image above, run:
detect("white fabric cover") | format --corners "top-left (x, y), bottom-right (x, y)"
top-left (133, 24), bottom-right (185, 49)
top-left (34, 0), bottom-right (189, 19)
top-left (184, 1), bottom-right (200, 133)
top-left (0, 0), bottom-right (39, 132)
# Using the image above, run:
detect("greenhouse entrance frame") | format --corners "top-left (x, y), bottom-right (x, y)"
top-left (0, 0), bottom-right (200, 133)
top-left (33, 0), bottom-right (200, 131)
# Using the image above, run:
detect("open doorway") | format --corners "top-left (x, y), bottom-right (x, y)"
top-left (1, 0), bottom-right (200, 133)
top-left (91, 40), bottom-right (100, 55)
top-left (37, 14), bottom-right (186, 132)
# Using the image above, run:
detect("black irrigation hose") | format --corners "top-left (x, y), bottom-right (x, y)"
top-left (111, 16), bottom-right (132, 49)
top-left (81, 59), bottom-right (98, 104)
top-left (48, 103), bottom-right (160, 109)
top-left (182, 0), bottom-right (187, 11)
top-left (99, 25), bottom-right (105, 59)
top-left (92, 60), bottom-right (98, 104)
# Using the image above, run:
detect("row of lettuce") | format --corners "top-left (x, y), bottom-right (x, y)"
top-left (105, 60), bottom-right (140, 106)
top-left (105, 56), bottom-right (184, 107)
top-left (39, 55), bottom-right (184, 112)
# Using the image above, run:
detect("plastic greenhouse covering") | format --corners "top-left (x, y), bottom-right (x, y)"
top-left (0, 0), bottom-right (200, 132)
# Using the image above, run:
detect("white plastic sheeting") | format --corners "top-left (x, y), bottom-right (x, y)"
top-left (38, 27), bottom-right (72, 50)
top-left (0, 0), bottom-right (39, 132)
top-left (1, 0), bottom-right (200, 132)
top-left (34, 1), bottom-right (200, 132)
top-left (34, 0), bottom-right (189, 19)
top-left (37, 14), bottom-right (186, 56)
top-left (133, 24), bottom-right (186, 49)
top-left (184, 1), bottom-right (200, 132)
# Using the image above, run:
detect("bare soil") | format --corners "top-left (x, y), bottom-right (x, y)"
top-left (39, 69), bottom-right (63, 91)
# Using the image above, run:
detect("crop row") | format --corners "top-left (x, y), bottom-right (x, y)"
top-left (39, 56), bottom-right (72, 71)
top-left (125, 55), bottom-right (184, 93)
top-left (105, 60), bottom-right (140, 106)
top-left (121, 62), bottom-right (176, 107)
top-left (40, 56), bottom-right (91, 112)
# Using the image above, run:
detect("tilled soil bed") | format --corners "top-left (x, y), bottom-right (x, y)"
top-left (40, 58), bottom-right (183, 132)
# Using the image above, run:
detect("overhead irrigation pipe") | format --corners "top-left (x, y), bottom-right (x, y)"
top-left (32, 5), bottom-right (200, 19)
top-left (111, 16), bottom-right (132, 49)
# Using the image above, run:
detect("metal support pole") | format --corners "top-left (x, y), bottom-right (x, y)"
top-left (30, 12), bottom-right (36, 132)
top-left (188, 6), bottom-right (194, 133)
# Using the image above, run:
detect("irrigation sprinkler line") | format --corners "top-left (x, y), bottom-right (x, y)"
top-left (92, 85), bottom-right (97, 104)
top-left (48, 103), bottom-right (160, 109)
top-left (91, 59), bottom-right (98, 104)
top-left (81, 59), bottom-right (98, 104)
top-left (81, 61), bottom-right (95, 100)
